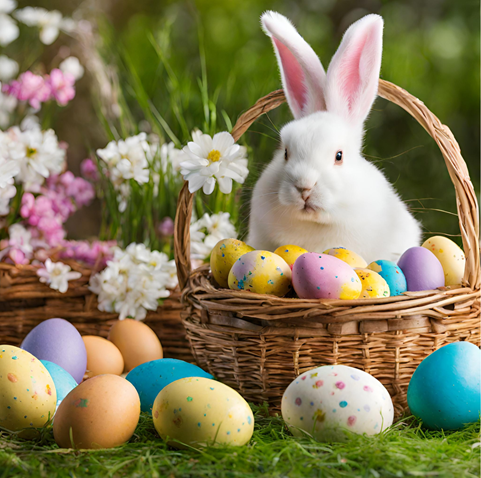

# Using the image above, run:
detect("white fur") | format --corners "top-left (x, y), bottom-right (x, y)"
top-left (248, 12), bottom-right (421, 263)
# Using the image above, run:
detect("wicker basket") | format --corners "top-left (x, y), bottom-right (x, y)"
top-left (174, 80), bottom-right (480, 417)
top-left (0, 261), bottom-right (194, 362)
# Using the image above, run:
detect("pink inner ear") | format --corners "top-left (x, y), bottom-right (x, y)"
top-left (273, 37), bottom-right (306, 114)
top-left (339, 32), bottom-right (369, 111)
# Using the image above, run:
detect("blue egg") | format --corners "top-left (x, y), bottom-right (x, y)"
top-left (40, 360), bottom-right (77, 408)
top-left (407, 342), bottom-right (480, 430)
top-left (368, 260), bottom-right (407, 296)
top-left (126, 358), bottom-right (214, 414)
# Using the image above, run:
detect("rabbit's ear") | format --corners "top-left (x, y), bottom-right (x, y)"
top-left (325, 14), bottom-right (383, 124)
top-left (261, 11), bottom-right (326, 119)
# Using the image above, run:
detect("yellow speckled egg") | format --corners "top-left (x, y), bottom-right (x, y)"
top-left (323, 247), bottom-right (367, 268)
top-left (53, 374), bottom-right (140, 449)
top-left (422, 236), bottom-right (466, 286)
top-left (228, 250), bottom-right (291, 296)
top-left (210, 238), bottom-right (255, 288)
top-left (0, 345), bottom-right (57, 435)
top-left (152, 377), bottom-right (254, 448)
top-left (274, 244), bottom-right (308, 269)
top-left (355, 268), bottom-right (390, 298)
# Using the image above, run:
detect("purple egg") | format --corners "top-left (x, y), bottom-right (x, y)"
top-left (292, 252), bottom-right (361, 300)
top-left (397, 247), bottom-right (445, 291)
top-left (21, 318), bottom-right (87, 383)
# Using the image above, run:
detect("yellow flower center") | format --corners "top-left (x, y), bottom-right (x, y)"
top-left (26, 147), bottom-right (37, 158)
top-left (207, 149), bottom-right (221, 162)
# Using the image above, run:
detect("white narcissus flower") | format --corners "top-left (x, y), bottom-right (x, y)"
top-left (190, 212), bottom-right (237, 260)
top-left (89, 243), bottom-right (173, 321)
top-left (59, 56), bottom-right (84, 81)
top-left (0, 123), bottom-right (66, 191)
top-left (0, 55), bottom-right (19, 81)
top-left (180, 131), bottom-right (249, 195)
top-left (14, 7), bottom-right (75, 45)
top-left (37, 258), bottom-right (82, 293)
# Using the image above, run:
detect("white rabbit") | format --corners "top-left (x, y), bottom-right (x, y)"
top-left (247, 11), bottom-right (421, 263)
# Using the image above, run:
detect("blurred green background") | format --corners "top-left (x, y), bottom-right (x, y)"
top-left (15, 0), bottom-right (481, 245)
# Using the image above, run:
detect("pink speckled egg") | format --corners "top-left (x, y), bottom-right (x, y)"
top-left (397, 247), bottom-right (445, 291)
top-left (281, 365), bottom-right (394, 442)
top-left (292, 253), bottom-right (361, 300)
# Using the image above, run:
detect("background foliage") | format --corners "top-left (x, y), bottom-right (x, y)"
top-left (12, 0), bottom-right (480, 245)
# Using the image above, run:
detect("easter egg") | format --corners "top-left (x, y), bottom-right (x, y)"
top-left (422, 236), bottom-right (466, 286)
top-left (228, 250), bottom-right (291, 296)
top-left (368, 260), bottom-right (407, 296)
top-left (407, 342), bottom-right (480, 430)
top-left (0, 346), bottom-right (57, 435)
top-left (53, 374), bottom-right (140, 449)
top-left (210, 238), bottom-right (255, 288)
top-left (40, 360), bottom-right (77, 409)
top-left (397, 247), bottom-right (445, 291)
top-left (152, 377), bottom-right (254, 448)
top-left (21, 318), bottom-right (87, 384)
top-left (108, 319), bottom-right (163, 372)
top-left (126, 358), bottom-right (214, 414)
top-left (282, 365), bottom-right (394, 442)
top-left (292, 253), bottom-right (361, 300)
top-left (274, 244), bottom-right (308, 269)
top-left (323, 247), bottom-right (367, 268)
top-left (355, 268), bottom-right (390, 299)
top-left (82, 335), bottom-right (124, 378)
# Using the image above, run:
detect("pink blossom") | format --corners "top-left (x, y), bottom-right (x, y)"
top-left (158, 216), bottom-right (174, 237)
top-left (80, 158), bottom-right (99, 182)
top-left (66, 177), bottom-right (95, 207)
top-left (9, 248), bottom-right (28, 265)
top-left (60, 240), bottom-right (116, 268)
top-left (47, 69), bottom-right (75, 106)
top-left (2, 71), bottom-right (51, 109)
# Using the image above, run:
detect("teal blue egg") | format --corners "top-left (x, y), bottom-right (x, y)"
top-left (40, 360), bottom-right (77, 408)
top-left (407, 342), bottom-right (481, 430)
top-left (125, 358), bottom-right (214, 414)
top-left (368, 260), bottom-right (407, 296)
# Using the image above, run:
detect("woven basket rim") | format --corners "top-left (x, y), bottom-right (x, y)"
top-left (174, 80), bottom-right (480, 300)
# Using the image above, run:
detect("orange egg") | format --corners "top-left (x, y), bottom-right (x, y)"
top-left (108, 319), bottom-right (163, 372)
top-left (53, 374), bottom-right (140, 449)
top-left (82, 336), bottom-right (124, 378)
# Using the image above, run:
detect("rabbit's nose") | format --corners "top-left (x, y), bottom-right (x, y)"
top-left (296, 186), bottom-right (312, 200)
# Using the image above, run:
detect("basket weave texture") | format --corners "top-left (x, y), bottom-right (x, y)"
top-left (0, 261), bottom-right (193, 362)
top-left (174, 80), bottom-right (480, 417)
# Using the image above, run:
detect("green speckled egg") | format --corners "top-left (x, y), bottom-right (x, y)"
top-left (228, 250), bottom-right (291, 296)
top-left (0, 345), bottom-right (57, 435)
top-left (210, 239), bottom-right (254, 288)
top-left (152, 377), bottom-right (254, 448)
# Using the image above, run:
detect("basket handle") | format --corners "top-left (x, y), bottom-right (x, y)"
top-left (174, 80), bottom-right (480, 291)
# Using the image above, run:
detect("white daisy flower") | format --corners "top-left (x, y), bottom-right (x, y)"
top-left (37, 258), bottom-right (82, 293)
top-left (0, 155), bottom-right (19, 188)
top-left (0, 55), bottom-right (19, 81)
top-left (14, 7), bottom-right (75, 45)
top-left (180, 131), bottom-right (249, 195)
top-left (59, 56), bottom-right (84, 80)
top-left (0, 123), bottom-right (66, 191)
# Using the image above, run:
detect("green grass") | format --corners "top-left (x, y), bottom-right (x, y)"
top-left (0, 405), bottom-right (479, 478)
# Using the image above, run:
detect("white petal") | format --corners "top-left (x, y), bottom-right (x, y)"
top-left (187, 174), bottom-right (207, 193)
top-left (217, 177), bottom-right (232, 194)
top-left (212, 132), bottom-right (235, 155)
top-left (202, 177), bottom-right (216, 195)
top-left (40, 25), bottom-right (59, 45)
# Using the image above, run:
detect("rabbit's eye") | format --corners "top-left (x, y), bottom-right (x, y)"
top-left (284, 148), bottom-right (288, 161)
top-left (335, 151), bottom-right (343, 164)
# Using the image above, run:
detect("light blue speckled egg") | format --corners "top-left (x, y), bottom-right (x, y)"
top-left (367, 260), bottom-right (407, 296)
top-left (126, 358), bottom-right (214, 414)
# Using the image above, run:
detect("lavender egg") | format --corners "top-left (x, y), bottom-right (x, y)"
top-left (292, 253), bottom-right (362, 300)
top-left (22, 318), bottom-right (87, 383)
top-left (397, 247), bottom-right (445, 292)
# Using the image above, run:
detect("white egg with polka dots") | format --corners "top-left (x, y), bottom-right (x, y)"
top-left (282, 365), bottom-right (394, 442)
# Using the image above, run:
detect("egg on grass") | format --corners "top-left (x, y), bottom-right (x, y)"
top-left (108, 319), bottom-right (163, 373)
top-left (282, 365), bottom-right (394, 442)
top-left (21, 318), bottom-right (87, 384)
top-left (152, 377), bottom-right (254, 448)
top-left (53, 374), bottom-right (140, 449)
top-left (0, 346), bottom-right (57, 437)
top-left (407, 341), bottom-right (480, 430)
top-left (40, 360), bottom-right (77, 410)
top-left (82, 335), bottom-right (124, 377)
